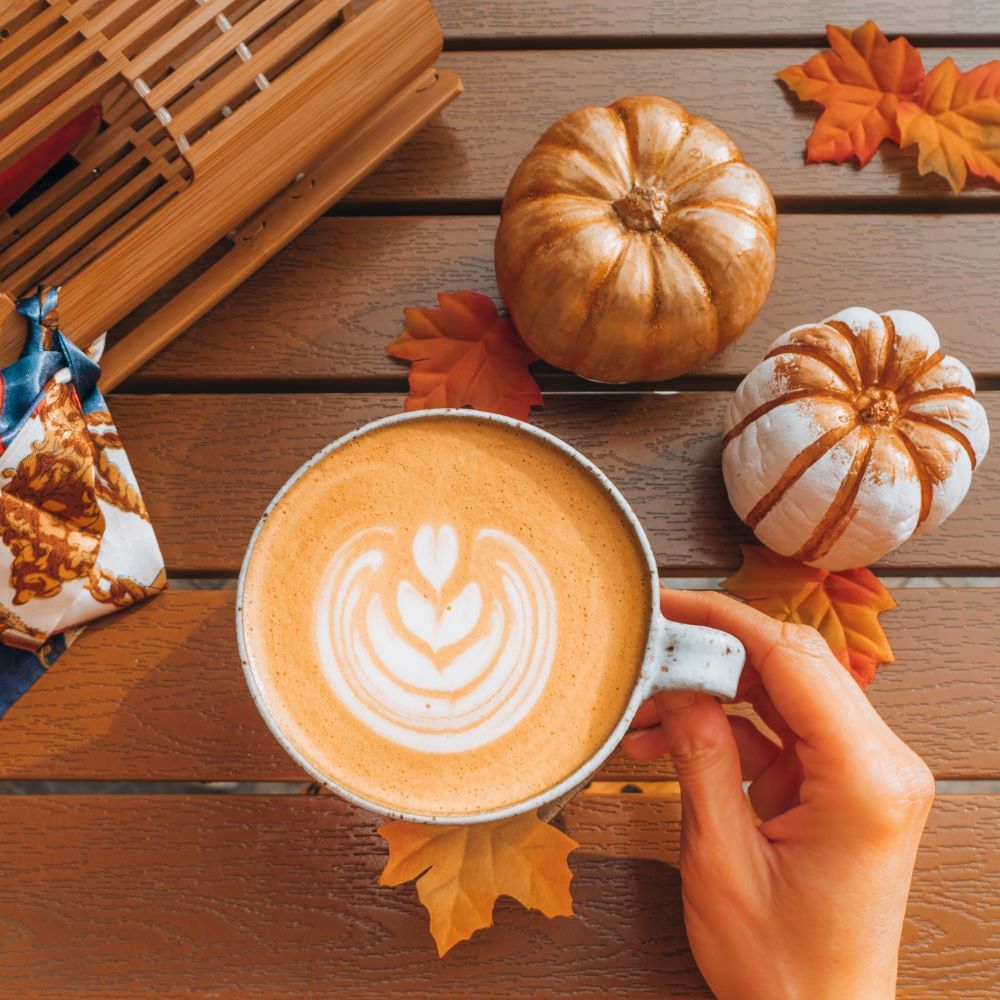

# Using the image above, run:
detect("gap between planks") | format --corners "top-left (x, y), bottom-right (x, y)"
top-left (111, 376), bottom-right (1000, 395)
top-left (149, 567), bottom-right (1000, 581)
top-left (1, 780), bottom-right (997, 795)
top-left (324, 198), bottom-right (1000, 216)
top-left (440, 36), bottom-right (1000, 53)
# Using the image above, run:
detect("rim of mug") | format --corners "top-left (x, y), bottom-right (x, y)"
top-left (236, 407), bottom-right (664, 825)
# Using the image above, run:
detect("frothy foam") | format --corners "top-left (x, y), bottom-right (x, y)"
top-left (315, 523), bottom-right (556, 752)
top-left (240, 415), bottom-right (652, 817)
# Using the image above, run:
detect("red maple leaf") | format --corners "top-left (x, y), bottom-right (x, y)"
top-left (386, 291), bottom-right (543, 421)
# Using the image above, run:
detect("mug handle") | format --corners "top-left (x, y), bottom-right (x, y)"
top-left (648, 615), bottom-right (746, 701)
top-left (538, 616), bottom-right (745, 823)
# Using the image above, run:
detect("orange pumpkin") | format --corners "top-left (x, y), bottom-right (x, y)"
top-left (495, 95), bottom-right (778, 383)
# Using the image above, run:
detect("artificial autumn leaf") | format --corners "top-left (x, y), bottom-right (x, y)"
top-left (777, 21), bottom-right (924, 165)
top-left (722, 545), bottom-right (896, 688)
top-left (379, 811), bottom-right (577, 956)
top-left (897, 57), bottom-right (1000, 192)
top-left (386, 290), bottom-right (543, 421)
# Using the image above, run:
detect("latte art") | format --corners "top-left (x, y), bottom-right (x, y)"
top-left (316, 523), bottom-right (556, 752)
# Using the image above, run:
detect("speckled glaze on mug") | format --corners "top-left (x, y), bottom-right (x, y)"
top-left (237, 409), bottom-right (745, 824)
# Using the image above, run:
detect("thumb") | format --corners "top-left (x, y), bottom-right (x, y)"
top-left (655, 692), bottom-right (755, 852)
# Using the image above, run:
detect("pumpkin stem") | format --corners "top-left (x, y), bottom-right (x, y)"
top-left (855, 387), bottom-right (900, 425)
top-left (612, 185), bottom-right (670, 232)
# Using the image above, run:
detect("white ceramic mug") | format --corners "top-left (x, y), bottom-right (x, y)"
top-left (237, 409), bottom-right (745, 823)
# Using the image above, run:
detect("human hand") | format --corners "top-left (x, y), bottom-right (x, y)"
top-left (622, 589), bottom-right (934, 1000)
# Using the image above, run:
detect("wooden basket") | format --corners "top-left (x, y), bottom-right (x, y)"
top-left (0, 0), bottom-right (461, 388)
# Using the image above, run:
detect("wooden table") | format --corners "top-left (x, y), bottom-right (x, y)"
top-left (2, 3), bottom-right (998, 996)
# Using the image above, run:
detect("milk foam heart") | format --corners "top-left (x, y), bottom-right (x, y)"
top-left (315, 522), bottom-right (556, 752)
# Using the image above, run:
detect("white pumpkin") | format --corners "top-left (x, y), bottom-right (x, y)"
top-left (722, 307), bottom-right (990, 570)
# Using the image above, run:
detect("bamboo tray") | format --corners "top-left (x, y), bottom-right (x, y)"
top-left (0, 0), bottom-right (462, 388)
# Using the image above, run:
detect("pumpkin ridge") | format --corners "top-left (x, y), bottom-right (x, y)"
top-left (660, 159), bottom-right (735, 194)
top-left (659, 232), bottom-right (720, 352)
top-left (879, 313), bottom-right (898, 388)
top-left (649, 114), bottom-right (693, 190)
top-left (794, 427), bottom-right (875, 564)
top-left (503, 209), bottom-right (618, 288)
top-left (533, 139), bottom-right (632, 198)
top-left (855, 320), bottom-right (879, 387)
top-left (640, 240), bottom-right (693, 379)
top-left (900, 412), bottom-right (979, 470)
top-left (670, 199), bottom-right (778, 240)
top-left (610, 102), bottom-right (641, 181)
top-left (896, 349), bottom-right (946, 396)
top-left (894, 427), bottom-right (936, 528)
top-left (569, 240), bottom-right (632, 370)
top-left (763, 344), bottom-right (858, 392)
top-left (723, 388), bottom-right (852, 445)
top-left (897, 385), bottom-right (976, 408)
top-left (745, 419), bottom-right (858, 529)
top-left (825, 320), bottom-right (868, 387)
top-left (644, 237), bottom-right (667, 360)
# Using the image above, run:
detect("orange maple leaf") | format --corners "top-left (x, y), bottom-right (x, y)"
top-left (896, 57), bottom-right (1000, 192)
top-left (722, 545), bottom-right (896, 689)
top-left (777, 21), bottom-right (925, 165)
top-left (386, 291), bottom-right (543, 421)
top-left (379, 812), bottom-right (577, 956)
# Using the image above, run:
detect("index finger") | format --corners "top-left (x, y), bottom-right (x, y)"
top-left (660, 588), bottom-right (878, 751)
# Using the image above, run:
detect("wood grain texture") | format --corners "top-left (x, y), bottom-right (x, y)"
top-left (344, 50), bottom-right (1000, 204)
top-left (0, 794), bottom-right (994, 998)
top-left (109, 392), bottom-right (1000, 574)
top-left (434, 0), bottom-right (1000, 40)
top-left (121, 215), bottom-right (1000, 386)
top-left (0, 589), bottom-right (997, 782)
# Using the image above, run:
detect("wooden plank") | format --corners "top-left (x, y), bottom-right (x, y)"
top-left (121, 215), bottom-right (1000, 385)
top-left (0, 589), bottom-right (996, 782)
top-left (0, 794), bottom-right (994, 997)
top-left (344, 50), bottom-right (1000, 204)
top-left (434, 0), bottom-right (1000, 40)
top-left (108, 393), bottom-right (1000, 575)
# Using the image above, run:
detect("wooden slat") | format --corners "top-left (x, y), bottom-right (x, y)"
top-left (0, 793), bottom-right (994, 997)
top-left (121, 215), bottom-right (1000, 385)
top-left (344, 50), bottom-right (1000, 204)
top-left (108, 392), bottom-right (999, 575)
top-left (0, 589), bottom-right (997, 782)
top-left (434, 0), bottom-right (1000, 40)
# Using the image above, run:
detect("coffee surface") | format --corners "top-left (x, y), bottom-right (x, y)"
top-left (241, 415), bottom-right (651, 817)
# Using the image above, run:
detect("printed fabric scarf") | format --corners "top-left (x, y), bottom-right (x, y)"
top-left (0, 286), bottom-right (166, 716)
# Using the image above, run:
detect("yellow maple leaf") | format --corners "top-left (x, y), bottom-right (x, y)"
top-left (722, 545), bottom-right (896, 688)
top-left (897, 57), bottom-right (1000, 192)
top-left (379, 812), bottom-right (578, 956)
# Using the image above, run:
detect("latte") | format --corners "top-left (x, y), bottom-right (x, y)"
top-left (240, 414), bottom-right (651, 817)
